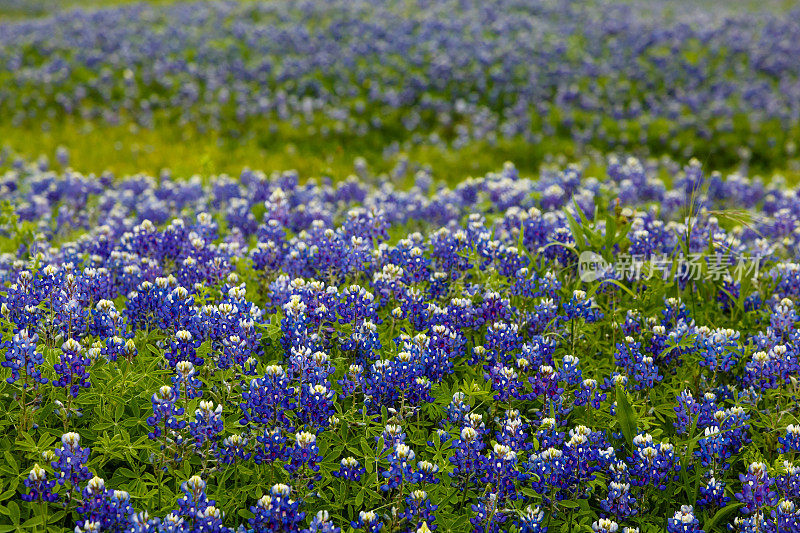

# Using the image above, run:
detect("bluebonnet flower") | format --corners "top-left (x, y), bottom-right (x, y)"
top-left (661, 298), bottom-right (689, 328)
top-left (75, 477), bottom-right (134, 532)
top-left (189, 400), bottom-right (223, 449)
top-left (91, 336), bottom-right (135, 363)
top-left (481, 443), bottom-right (521, 501)
top-left (399, 490), bottom-right (438, 531)
top-left (528, 364), bottom-right (563, 401)
top-left (20, 464), bottom-right (58, 503)
top-left (476, 291), bottom-right (515, 328)
top-left (333, 457), bottom-right (365, 482)
top-left (648, 324), bottom-right (674, 364)
top-left (165, 330), bottom-right (203, 368)
top-left (470, 493), bottom-right (508, 533)
top-left (673, 390), bottom-right (700, 435)
top-left (249, 484), bottom-right (305, 533)
top-left (253, 427), bottom-right (289, 465)
top-left (218, 434), bottom-right (250, 465)
top-left (285, 431), bottom-right (321, 478)
top-left (175, 476), bottom-right (230, 532)
top-left (338, 284), bottom-right (377, 325)
top-left (304, 510), bottom-right (341, 533)
top-left (575, 379), bottom-right (606, 409)
top-left (496, 410), bottom-right (532, 453)
top-left (298, 383), bottom-right (336, 428)
top-left (51, 432), bottom-right (92, 487)
top-left (379, 424), bottom-right (407, 450)
top-left (697, 475), bottom-right (729, 510)
top-left (772, 499), bottom-right (800, 531)
top-left (485, 321), bottom-right (523, 365)
top-left (485, 362), bottom-right (525, 402)
top-left (563, 290), bottom-right (603, 323)
top-left (728, 515), bottom-right (769, 533)
top-left (600, 481), bottom-right (637, 519)
top-left (449, 427), bottom-right (485, 488)
top-left (157, 286), bottom-right (198, 335)
top-left (695, 425), bottom-right (734, 469)
top-left (560, 354), bottom-right (582, 386)
top-left (352, 510), bottom-right (383, 532)
top-left (780, 425), bottom-right (800, 453)
top-left (2, 329), bottom-right (47, 387)
top-left (666, 505), bottom-right (703, 533)
top-left (172, 361), bottom-right (203, 400)
top-left (88, 299), bottom-right (126, 338)
top-left (771, 298), bottom-right (797, 337)
top-left (146, 385), bottom-right (185, 441)
top-left (774, 461), bottom-right (800, 500)
top-left (516, 506), bottom-right (547, 533)
top-left (743, 349), bottom-right (783, 390)
top-left (239, 365), bottom-right (295, 427)
top-left (735, 462), bottom-right (777, 514)
top-left (628, 434), bottom-right (680, 490)
top-left (444, 392), bottom-right (471, 427)
top-left (614, 337), bottom-right (639, 371)
top-left (339, 364), bottom-right (363, 397)
top-left (52, 338), bottom-right (91, 398)
top-left (534, 418), bottom-right (564, 449)
top-left (696, 327), bottom-right (740, 374)
top-left (615, 336), bottom-right (663, 390)
top-left (526, 298), bottom-right (559, 334)
top-left (381, 443), bottom-right (416, 492)
top-left (411, 460), bottom-right (440, 486)
top-left (591, 518), bottom-right (619, 533)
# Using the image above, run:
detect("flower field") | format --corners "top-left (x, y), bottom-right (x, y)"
top-left (1, 1), bottom-right (800, 533)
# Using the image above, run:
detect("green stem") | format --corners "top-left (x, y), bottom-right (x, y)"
top-left (40, 501), bottom-right (48, 533)
top-left (20, 369), bottom-right (28, 435)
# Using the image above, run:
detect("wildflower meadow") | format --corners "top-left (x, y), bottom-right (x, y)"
top-left (1, 1), bottom-right (800, 533)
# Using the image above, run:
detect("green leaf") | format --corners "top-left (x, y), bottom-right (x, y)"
top-left (360, 437), bottom-right (373, 458)
top-left (115, 402), bottom-right (125, 422)
top-left (356, 488), bottom-right (365, 508)
top-left (563, 209), bottom-right (586, 249)
top-left (615, 384), bottom-right (637, 449)
top-left (598, 278), bottom-right (637, 300)
top-left (559, 499), bottom-right (582, 509)
top-left (2, 451), bottom-right (17, 473)
top-left (196, 340), bottom-right (212, 363)
top-left (704, 503), bottom-right (742, 532)
top-left (7, 501), bottom-right (19, 526)
top-left (22, 515), bottom-right (43, 528)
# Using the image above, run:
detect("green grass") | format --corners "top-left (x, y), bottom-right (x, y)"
top-left (3, 113), bottom-right (798, 186)
top-left (0, 116), bottom-right (584, 184)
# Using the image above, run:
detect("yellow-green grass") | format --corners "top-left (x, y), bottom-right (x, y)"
top-left (3, 115), bottom-right (799, 186)
top-left (0, 117), bottom-right (587, 184)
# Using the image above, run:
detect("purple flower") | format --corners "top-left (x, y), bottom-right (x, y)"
top-left (352, 510), bottom-right (383, 532)
top-left (51, 432), bottom-right (92, 487)
top-left (333, 457), bottom-right (365, 482)
top-left (249, 483), bottom-right (305, 533)
top-left (735, 462), bottom-right (778, 514)
top-left (52, 338), bottom-right (91, 398)
top-left (20, 464), bottom-right (58, 503)
top-left (666, 505), bottom-right (704, 533)
top-left (2, 329), bottom-right (47, 387)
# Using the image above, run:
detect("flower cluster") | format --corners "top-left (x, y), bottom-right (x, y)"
top-left (4, 146), bottom-right (800, 533)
